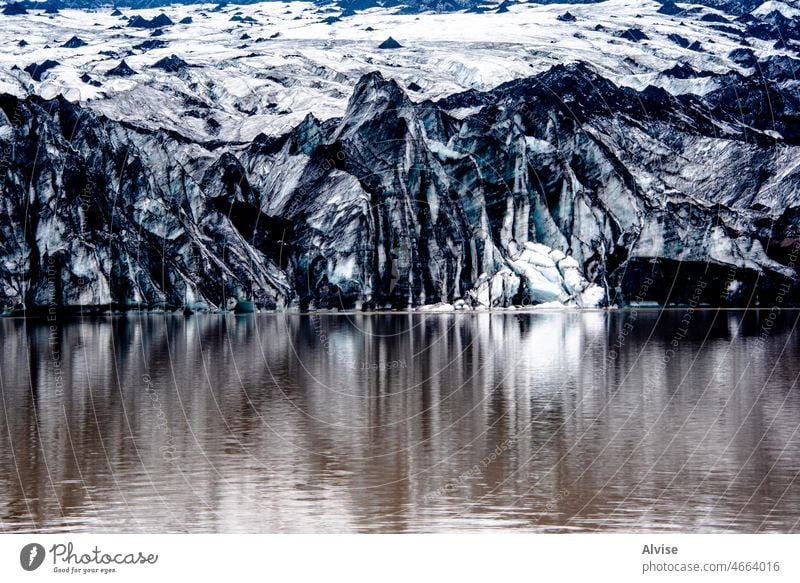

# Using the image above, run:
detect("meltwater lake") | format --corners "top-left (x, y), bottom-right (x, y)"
top-left (1, 310), bottom-right (799, 533)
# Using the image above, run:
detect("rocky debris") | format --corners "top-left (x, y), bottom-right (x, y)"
top-left (377, 36), bottom-right (402, 49)
top-left (660, 63), bottom-right (716, 78)
top-left (729, 47), bottom-right (757, 67)
top-left (79, 73), bottom-right (102, 87)
top-left (657, 1), bottom-right (682, 16)
top-left (133, 39), bottom-right (169, 51)
top-left (24, 60), bottom-right (60, 81)
top-left (62, 36), bottom-right (88, 49)
top-left (618, 28), bottom-right (649, 42)
top-left (152, 55), bottom-right (190, 73)
top-left (106, 59), bottom-right (137, 77)
top-left (230, 14), bottom-right (257, 23)
top-left (700, 13), bottom-right (729, 23)
top-left (667, 32), bottom-right (690, 47)
top-left (151, 13), bottom-right (175, 27)
top-left (495, 0), bottom-right (514, 14)
top-left (127, 13), bottom-right (173, 29)
top-left (757, 55), bottom-right (800, 82)
top-left (743, 10), bottom-right (800, 43)
top-left (2, 2), bottom-right (27, 16)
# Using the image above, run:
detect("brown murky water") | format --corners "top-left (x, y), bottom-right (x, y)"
top-left (1, 310), bottom-right (799, 533)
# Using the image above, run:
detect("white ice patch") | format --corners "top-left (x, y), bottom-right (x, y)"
top-left (0, 0), bottom-right (764, 142)
top-left (752, 1), bottom-right (800, 18)
top-left (331, 254), bottom-right (357, 282)
top-left (425, 139), bottom-right (466, 161)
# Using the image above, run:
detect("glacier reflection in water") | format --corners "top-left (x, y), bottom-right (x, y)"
top-left (1, 310), bottom-right (800, 532)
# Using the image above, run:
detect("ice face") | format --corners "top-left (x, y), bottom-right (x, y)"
top-left (2, 2), bottom-right (800, 310)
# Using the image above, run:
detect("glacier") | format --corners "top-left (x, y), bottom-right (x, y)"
top-left (2, 0), bottom-right (800, 312)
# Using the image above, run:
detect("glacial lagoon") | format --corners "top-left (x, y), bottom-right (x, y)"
top-left (1, 310), bottom-right (799, 533)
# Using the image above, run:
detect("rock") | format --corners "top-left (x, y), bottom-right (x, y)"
top-left (495, 0), bottom-right (514, 14)
top-left (127, 15), bottom-right (151, 28)
top-left (62, 36), bottom-right (88, 49)
top-left (2, 3), bottom-right (27, 16)
top-left (230, 15), bottom-right (257, 23)
top-left (150, 13), bottom-right (174, 27)
top-left (667, 33), bottom-right (690, 48)
top-left (700, 13), bottom-right (728, 23)
top-left (152, 55), bottom-right (189, 73)
top-left (106, 59), bottom-right (137, 77)
top-left (729, 47), bottom-right (757, 68)
top-left (128, 13), bottom-right (173, 29)
top-left (758, 55), bottom-right (800, 81)
top-left (24, 60), bottom-right (60, 81)
top-left (134, 39), bottom-right (169, 51)
top-left (377, 36), bottom-right (402, 49)
top-left (618, 28), bottom-right (649, 42)
top-left (233, 300), bottom-right (257, 314)
top-left (660, 63), bottom-right (715, 78)
top-left (657, 1), bottom-right (682, 16)
top-left (79, 73), bottom-right (102, 87)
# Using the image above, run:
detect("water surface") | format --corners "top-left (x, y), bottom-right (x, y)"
top-left (1, 309), bottom-right (799, 532)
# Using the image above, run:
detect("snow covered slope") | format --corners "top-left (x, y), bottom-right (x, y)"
top-left (0, 0), bottom-right (795, 142)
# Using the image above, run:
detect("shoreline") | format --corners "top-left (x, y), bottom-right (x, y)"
top-left (3, 305), bottom-right (800, 321)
